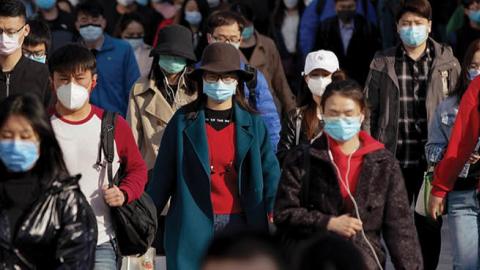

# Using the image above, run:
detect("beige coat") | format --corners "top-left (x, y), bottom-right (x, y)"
top-left (127, 76), bottom-right (197, 170)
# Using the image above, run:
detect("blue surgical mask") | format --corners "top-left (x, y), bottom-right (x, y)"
top-left (323, 116), bottom-right (362, 142)
top-left (136, 0), bottom-right (149, 6)
top-left (185, 11), bottom-right (202, 26)
top-left (25, 54), bottom-right (47, 64)
top-left (79, 25), bottom-right (103, 42)
top-left (469, 10), bottom-right (480, 24)
top-left (125, 37), bottom-right (144, 50)
top-left (242, 26), bottom-right (254, 40)
top-left (0, 140), bottom-right (40, 172)
top-left (35, 0), bottom-right (56, 10)
top-left (159, 55), bottom-right (187, 74)
top-left (399, 25), bottom-right (429, 48)
top-left (203, 79), bottom-right (238, 102)
top-left (469, 68), bottom-right (480, 81)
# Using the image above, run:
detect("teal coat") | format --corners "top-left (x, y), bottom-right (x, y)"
top-left (147, 101), bottom-right (281, 270)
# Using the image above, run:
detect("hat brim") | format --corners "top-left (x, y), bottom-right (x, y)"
top-left (189, 65), bottom-right (254, 83)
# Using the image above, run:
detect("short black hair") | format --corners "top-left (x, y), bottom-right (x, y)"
top-left (0, 0), bottom-right (26, 20)
top-left (24, 19), bottom-right (52, 52)
top-left (206, 10), bottom-right (244, 34)
top-left (75, 0), bottom-right (104, 19)
top-left (48, 44), bottom-right (97, 76)
top-left (114, 12), bottom-right (146, 38)
top-left (201, 231), bottom-right (284, 270)
top-left (396, 0), bottom-right (432, 23)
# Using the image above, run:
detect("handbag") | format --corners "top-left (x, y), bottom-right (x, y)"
top-left (97, 111), bottom-right (158, 256)
top-left (415, 167), bottom-right (434, 217)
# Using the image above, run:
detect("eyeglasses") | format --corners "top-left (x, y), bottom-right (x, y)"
top-left (0, 24), bottom-right (25, 37)
top-left (212, 35), bottom-right (241, 44)
top-left (23, 49), bottom-right (46, 58)
top-left (203, 73), bottom-right (237, 83)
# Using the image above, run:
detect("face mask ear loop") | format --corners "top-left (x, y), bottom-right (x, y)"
top-left (328, 143), bottom-right (384, 270)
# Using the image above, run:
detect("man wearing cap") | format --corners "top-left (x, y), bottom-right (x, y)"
top-left (204, 10), bottom-right (281, 151)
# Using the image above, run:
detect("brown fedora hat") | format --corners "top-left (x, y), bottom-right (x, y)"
top-left (190, 43), bottom-right (254, 82)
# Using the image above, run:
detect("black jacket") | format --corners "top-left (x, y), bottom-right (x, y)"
top-left (313, 15), bottom-right (380, 85)
top-left (0, 175), bottom-right (97, 269)
top-left (274, 135), bottom-right (422, 269)
top-left (0, 56), bottom-right (51, 107)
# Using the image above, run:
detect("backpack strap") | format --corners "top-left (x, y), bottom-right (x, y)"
top-left (96, 111), bottom-right (118, 188)
top-left (300, 144), bottom-right (311, 207)
top-left (245, 64), bottom-right (257, 109)
top-left (295, 108), bottom-right (302, 146)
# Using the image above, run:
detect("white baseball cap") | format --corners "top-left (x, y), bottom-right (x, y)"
top-left (303, 50), bottom-right (340, 75)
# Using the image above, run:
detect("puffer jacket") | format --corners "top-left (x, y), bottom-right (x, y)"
top-left (364, 38), bottom-right (460, 155)
top-left (274, 134), bottom-right (422, 269)
top-left (0, 175), bottom-right (97, 269)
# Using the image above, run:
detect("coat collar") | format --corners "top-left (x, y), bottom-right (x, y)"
top-left (243, 31), bottom-right (267, 68)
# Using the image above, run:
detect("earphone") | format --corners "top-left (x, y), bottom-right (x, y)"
top-left (328, 149), bottom-right (384, 270)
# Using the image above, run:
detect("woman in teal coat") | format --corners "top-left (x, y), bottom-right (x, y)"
top-left (146, 43), bottom-right (281, 270)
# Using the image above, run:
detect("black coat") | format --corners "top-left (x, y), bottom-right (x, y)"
top-left (0, 56), bottom-right (51, 107)
top-left (274, 135), bottom-right (423, 269)
top-left (313, 15), bottom-right (380, 85)
top-left (0, 175), bottom-right (97, 269)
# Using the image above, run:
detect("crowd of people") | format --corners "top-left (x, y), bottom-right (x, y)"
top-left (1, 0), bottom-right (480, 269)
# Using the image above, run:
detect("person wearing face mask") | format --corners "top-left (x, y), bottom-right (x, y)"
top-left (0, 94), bottom-right (97, 269)
top-left (270, 0), bottom-right (306, 96)
top-left (34, 0), bottom-right (76, 52)
top-left (48, 44), bottom-right (148, 270)
top-left (277, 50), bottom-right (345, 164)
top-left (454, 0), bottom-right (480, 61)
top-left (274, 79), bottom-right (423, 269)
top-left (147, 43), bottom-right (280, 270)
top-left (179, 0), bottom-right (210, 59)
top-left (22, 19), bottom-right (50, 64)
top-left (205, 11), bottom-right (281, 151)
top-left (364, 1), bottom-right (461, 269)
top-left (425, 39), bottom-right (480, 270)
top-left (150, 0), bottom-right (181, 47)
top-left (313, 0), bottom-right (380, 85)
top-left (115, 13), bottom-right (153, 78)
top-left (0, 0), bottom-right (51, 106)
top-left (75, 1), bottom-right (140, 117)
top-left (232, 3), bottom-right (296, 118)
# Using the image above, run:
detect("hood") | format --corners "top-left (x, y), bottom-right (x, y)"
top-left (328, 131), bottom-right (384, 158)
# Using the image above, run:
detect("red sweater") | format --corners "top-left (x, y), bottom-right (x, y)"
top-left (206, 123), bottom-right (242, 214)
top-left (328, 131), bottom-right (385, 209)
top-left (433, 77), bottom-right (480, 198)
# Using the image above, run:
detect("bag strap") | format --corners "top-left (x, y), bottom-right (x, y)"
top-left (300, 144), bottom-right (311, 206)
top-left (295, 108), bottom-right (302, 146)
top-left (96, 111), bottom-right (118, 188)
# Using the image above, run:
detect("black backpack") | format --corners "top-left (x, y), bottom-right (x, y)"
top-left (97, 111), bottom-right (158, 256)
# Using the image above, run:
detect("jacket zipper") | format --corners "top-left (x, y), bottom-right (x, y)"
top-left (5, 73), bottom-right (10, 97)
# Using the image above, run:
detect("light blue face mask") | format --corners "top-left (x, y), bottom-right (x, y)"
top-left (136, 0), bottom-right (149, 5)
top-left (185, 11), bottom-right (202, 26)
top-left (399, 25), bottom-right (429, 48)
top-left (469, 68), bottom-right (480, 81)
top-left (469, 10), bottom-right (480, 24)
top-left (203, 80), bottom-right (237, 102)
top-left (242, 26), bottom-right (254, 40)
top-left (79, 25), bottom-right (103, 42)
top-left (125, 37), bottom-right (144, 50)
top-left (35, 0), bottom-right (56, 10)
top-left (159, 55), bottom-right (187, 74)
top-left (25, 54), bottom-right (47, 64)
top-left (0, 140), bottom-right (39, 172)
top-left (323, 116), bottom-right (362, 142)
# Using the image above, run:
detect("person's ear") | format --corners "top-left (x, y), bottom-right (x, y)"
top-left (75, 20), bottom-right (81, 31)
top-left (207, 33), bottom-right (213, 44)
top-left (100, 17), bottom-right (107, 30)
top-left (91, 74), bottom-right (98, 91)
top-left (23, 24), bottom-right (30, 37)
top-left (428, 20), bottom-right (432, 34)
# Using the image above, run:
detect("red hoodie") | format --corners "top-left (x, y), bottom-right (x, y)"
top-left (328, 131), bottom-right (385, 209)
top-left (433, 77), bottom-right (480, 198)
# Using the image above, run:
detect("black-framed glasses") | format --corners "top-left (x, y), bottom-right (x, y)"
top-left (0, 24), bottom-right (25, 37)
top-left (203, 73), bottom-right (237, 83)
top-left (212, 35), bottom-right (241, 44)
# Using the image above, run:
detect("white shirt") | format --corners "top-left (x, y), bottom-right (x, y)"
top-left (281, 10), bottom-right (300, 54)
top-left (339, 19), bottom-right (354, 55)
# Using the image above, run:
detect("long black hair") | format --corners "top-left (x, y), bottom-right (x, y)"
top-left (179, 0), bottom-right (211, 30)
top-left (0, 94), bottom-right (70, 183)
top-left (451, 38), bottom-right (480, 104)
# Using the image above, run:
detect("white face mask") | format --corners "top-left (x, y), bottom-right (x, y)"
top-left (283, 0), bottom-right (298, 9)
top-left (0, 32), bottom-right (21, 55)
top-left (307, 76), bottom-right (332, 97)
top-left (304, 0), bottom-right (313, 6)
top-left (56, 82), bottom-right (90, 110)
top-left (207, 0), bottom-right (220, 8)
top-left (125, 37), bottom-right (144, 50)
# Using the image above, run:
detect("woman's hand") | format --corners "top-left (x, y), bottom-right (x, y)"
top-left (327, 214), bottom-right (363, 238)
top-left (468, 153), bottom-right (480, 164)
top-left (103, 185), bottom-right (126, 207)
top-left (428, 194), bottom-right (445, 220)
